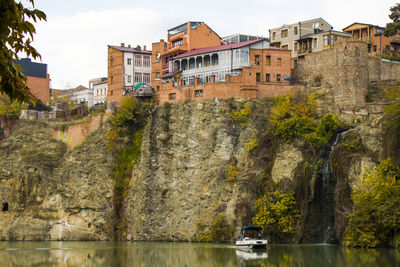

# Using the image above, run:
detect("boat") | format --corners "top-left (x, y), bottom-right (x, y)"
top-left (235, 226), bottom-right (268, 249)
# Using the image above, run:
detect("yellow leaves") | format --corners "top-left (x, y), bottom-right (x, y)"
top-left (246, 138), bottom-right (258, 152)
top-left (226, 164), bottom-right (240, 184)
top-left (230, 103), bottom-right (251, 128)
top-left (252, 191), bottom-right (300, 237)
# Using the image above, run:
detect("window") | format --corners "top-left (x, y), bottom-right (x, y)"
top-left (169, 93), bottom-right (176, 100)
top-left (294, 43), bottom-right (298, 51)
top-left (127, 75), bottom-right (132, 83)
top-left (272, 32), bottom-right (276, 41)
top-left (277, 74), bottom-right (281, 82)
top-left (373, 45), bottom-right (377, 52)
top-left (143, 55), bottom-right (151, 67)
top-left (110, 74), bottom-right (113, 83)
top-left (281, 29), bottom-right (288, 38)
top-left (155, 72), bottom-right (160, 80)
top-left (111, 90), bottom-right (113, 96)
top-left (135, 55), bottom-right (142, 66)
top-left (277, 58), bottom-right (282, 66)
top-left (266, 73), bottom-right (270, 82)
top-left (194, 90), bottom-right (203, 97)
top-left (294, 26), bottom-right (298, 35)
top-left (172, 39), bottom-right (183, 47)
top-left (135, 72), bottom-right (142, 83)
top-left (127, 58), bottom-right (132, 65)
top-left (110, 56), bottom-right (113, 66)
top-left (266, 56), bottom-right (271, 66)
top-left (143, 73), bottom-right (151, 83)
top-left (256, 72), bottom-right (261, 82)
top-left (156, 85), bottom-right (160, 92)
top-left (314, 38), bottom-right (318, 48)
top-left (254, 55), bottom-right (260, 65)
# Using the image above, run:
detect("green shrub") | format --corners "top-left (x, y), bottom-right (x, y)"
top-left (226, 164), bottom-right (240, 184)
top-left (0, 95), bottom-right (25, 119)
top-left (230, 103), bottom-right (251, 128)
top-left (343, 158), bottom-right (400, 247)
top-left (246, 138), bottom-right (258, 152)
top-left (252, 191), bottom-right (300, 239)
top-left (196, 215), bottom-right (234, 242)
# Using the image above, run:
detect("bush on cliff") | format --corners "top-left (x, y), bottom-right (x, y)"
top-left (269, 93), bottom-right (343, 148)
top-left (343, 158), bottom-right (400, 247)
top-left (196, 215), bottom-right (234, 242)
top-left (252, 190), bottom-right (300, 241)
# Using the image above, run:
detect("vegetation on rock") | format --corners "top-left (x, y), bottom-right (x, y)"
top-left (106, 97), bottom-right (153, 240)
top-left (252, 190), bottom-right (300, 240)
top-left (195, 215), bottom-right (234, 242)
top-left (230, 102), bottom-right (251, 128)
top-left (343, 158), bottom-right (400, 247)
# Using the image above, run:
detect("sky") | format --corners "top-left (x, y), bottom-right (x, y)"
top-left (27, 0), bottom-right (398, 89)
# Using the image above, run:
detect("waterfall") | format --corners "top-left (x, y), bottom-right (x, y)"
top-left (320, 129), bottom-right (347, 244)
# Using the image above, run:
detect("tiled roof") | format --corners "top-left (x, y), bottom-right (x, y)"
top-left (342, 22), bottom-right (385, 31)
top-left (172, 39), bottom-right (269, 59)
top-left (108, 45), bottom-right (152, 54)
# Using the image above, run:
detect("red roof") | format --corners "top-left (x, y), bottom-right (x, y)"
top-left (172, 39), bottom-right (269, 59)
top-left (160, 71), bottom-right (181, 78)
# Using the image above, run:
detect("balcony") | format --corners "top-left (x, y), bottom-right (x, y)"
top-left (297, 49), bottom-right (311, 56)
top-left (391, 36), bottom-right (400, 45)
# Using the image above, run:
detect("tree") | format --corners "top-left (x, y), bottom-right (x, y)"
top-left (252, 191), bottom-right (300, 240)
top-left (384, 3), bottom-right (400, 37)
top-left (0, 0), bottom-right (46, 103)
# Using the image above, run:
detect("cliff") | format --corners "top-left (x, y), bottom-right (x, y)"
top-left (0, 99), bottom-right (389, 243)
top-left (0, 120), bottom-right (114, 240)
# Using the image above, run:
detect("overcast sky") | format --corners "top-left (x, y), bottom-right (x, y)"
top-left (29, 0), bottom-right (398, 89)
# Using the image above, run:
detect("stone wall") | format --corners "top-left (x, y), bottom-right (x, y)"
top-left (293, 40), bottom-right (400, 109)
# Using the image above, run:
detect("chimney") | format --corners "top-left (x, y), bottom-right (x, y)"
top-left (120, 43), bottom-right (125, 47)
top-left (128, 44), bottom-right (131, 48)
top-left (143, 45), bottom-right (147, 51)
top-left (136, 45), bottom-right (141, 50)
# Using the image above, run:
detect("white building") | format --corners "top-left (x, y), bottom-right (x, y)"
top-left (165, 39), bottom-right (270, 85)
top-left (69, 85), bottom-right (94, 108)
top-left (89, 78), bottom-right (108, 106)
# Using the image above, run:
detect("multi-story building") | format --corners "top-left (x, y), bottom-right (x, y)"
top-left (157, 39), bottom-right (292, 104)
top-left (343, 22), bottom-right (400, 56)
top-left (89, 77), bottom-right (108, 106)
top-left (15, 58), bottom-right (51, 104)
top-left (222, 34), bottom-right (264, 44)
top-left (295, 30), bottom-right (352, 58)
top-left (54, 85), bottom-right (94, 109)
top-left (107, 43), bottom-right (152, 104)
top-left (152, 22), bottom-right (222, 94)
top-left (269, 18), bottom-right (333, 58)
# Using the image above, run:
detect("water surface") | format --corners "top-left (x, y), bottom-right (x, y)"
top-left (0, 241), bottom-right (399, 266)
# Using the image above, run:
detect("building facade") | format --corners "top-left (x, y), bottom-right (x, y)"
top-left (15, 58), bottom-right (51, 104)
top-left (107, 44), bottom-right (152, 104)
top-left (269, 18), bottom-right (333, 58)
top-left (157, 39), bottom-right (293, 104)
top-left (295, 30), bottom-right (352, 58)
top-left (222, 34), bottom-right (264, 44)
top-left (152, 22), bottom-right (222, 96)
top-left (89, 78), bottom-right (108, 106)
top-left (343, 22), bottom-right (400, 56)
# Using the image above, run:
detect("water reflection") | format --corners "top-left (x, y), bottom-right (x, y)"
top-left (0, 242), bottom-right (399, 266)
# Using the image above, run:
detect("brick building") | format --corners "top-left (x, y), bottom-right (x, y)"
top-left (15, 58), bottom-right (50, 104)
top-left (152, 22), bottom-right (222, 95)
top-left (343, 22), bottom-right (400, 56)
top-left (157, 39), bottom-right (293, 104)
top-left (107, 44), bottom-right (152, 104)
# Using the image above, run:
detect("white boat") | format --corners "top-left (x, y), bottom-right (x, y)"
top-left (235, 226), bottom-right (268, 249)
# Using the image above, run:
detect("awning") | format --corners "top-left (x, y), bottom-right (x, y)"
top-left (240, 226), bottom-right (263, 232)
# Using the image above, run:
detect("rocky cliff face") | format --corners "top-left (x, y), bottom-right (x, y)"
top-left (0, 100), bottom-right (387, 243)
top-left (0, 120), bottom-right (114, 240)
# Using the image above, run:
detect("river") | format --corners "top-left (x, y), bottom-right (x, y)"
top-left (0, 242), bottom-right (399, 266)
